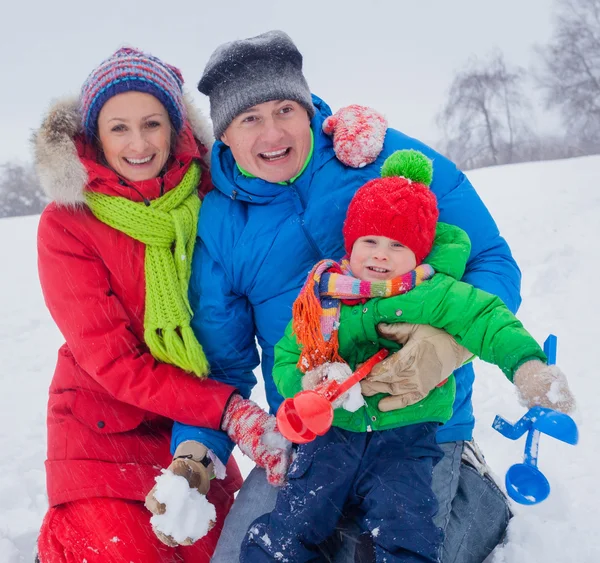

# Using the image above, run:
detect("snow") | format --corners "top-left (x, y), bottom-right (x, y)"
top-left (1, 155), bottom-right (600, 561)
top-left (149, 470), bottom-right (216, 545)
top-left (326, 362), bottom-right (365, 412)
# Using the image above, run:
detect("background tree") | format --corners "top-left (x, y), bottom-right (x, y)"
top-left (437, 52), bottom-right (535, 170)
top-left (0, 162), bottom-right (48, 218)
top-left (536, 0), bottom-right (600, 150)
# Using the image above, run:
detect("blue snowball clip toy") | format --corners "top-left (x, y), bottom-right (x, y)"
top-left (492, 334), bottom-right (579, 505)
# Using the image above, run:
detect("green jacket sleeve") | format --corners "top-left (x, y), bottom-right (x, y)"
top-left (374, 273), bottom-right (546, 381)
top-left (273, 320), bottom-right (305, 399)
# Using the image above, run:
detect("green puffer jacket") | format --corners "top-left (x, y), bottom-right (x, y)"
top-left (273, 223), bottom-right (547, 433)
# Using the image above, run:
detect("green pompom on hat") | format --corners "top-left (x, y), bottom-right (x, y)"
top-left (381, 149), bottom-right (433, 186)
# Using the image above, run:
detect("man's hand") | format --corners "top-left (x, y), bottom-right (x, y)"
top-left (323, 105), bottom-right (387, 168)
top-left (221, 394), bottom-right (292, 486)
top-left (513, 360), bottom-right (576, 413)
top-left (145, 441), bottom-right (215, 547)
top-left (362, 324), bottom-right (471, 411)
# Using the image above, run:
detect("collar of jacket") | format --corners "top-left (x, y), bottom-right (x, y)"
top-left (424, 222), bottom-right (472, 280)
top-left (209, 94), bottom-right (337, 204)
top-left (32, 93), bottom-right (214, 207)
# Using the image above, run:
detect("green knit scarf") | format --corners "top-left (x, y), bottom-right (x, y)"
top-left (85, 162), bottom-right (209, 377)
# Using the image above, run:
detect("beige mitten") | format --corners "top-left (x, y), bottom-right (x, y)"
top-left (145, 441), bottom-right (215, 546)
top-left (513, 360), bottom-right (576, 413)
top-left (362, 323), bottom-right (471, 412)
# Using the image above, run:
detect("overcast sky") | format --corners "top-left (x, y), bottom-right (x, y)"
top-left (3, 0), bottom-right (559, 163)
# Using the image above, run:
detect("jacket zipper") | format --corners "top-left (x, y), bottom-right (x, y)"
top-left (288, 183), bottom-right (321, 258)
top-left (119, 178), bottom-right (151, 206)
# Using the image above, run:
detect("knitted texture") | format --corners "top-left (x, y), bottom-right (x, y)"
top-left (513, 360), bottom-right (576, 413)
top-left (198, 30), bottom-right (315, 139)
top-left (80, 46), bottom-right (186, 141)
top-left (382, 149), bottom-right (434, 185)
top-left (343, 150), bottom-right (439, 263)
top-left (293, 258), bottom-right (434, 372)
top-left (322, 105), bottom-right (388, 168)
top-left (85, 162), bottom-right (209, 377)
top-left (221, 395), bottom-right (292, 486)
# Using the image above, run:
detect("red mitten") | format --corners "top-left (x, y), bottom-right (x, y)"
top-left (221, 394), bottom-right (292, 486)
top-left (323, 105), bottom-right (388, 168)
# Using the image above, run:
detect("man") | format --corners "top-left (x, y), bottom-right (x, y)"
top-left (175, 31), bottom-right (518, 562)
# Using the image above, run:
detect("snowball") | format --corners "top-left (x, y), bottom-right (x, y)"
top-left (150, 470), bottom-right (216, 544)
top-left (340, 382), bottom-right (365, 412)
top-left (325, 363), bottom-right (365, 412)
top-left (262, 428), bottom-right (292, 450)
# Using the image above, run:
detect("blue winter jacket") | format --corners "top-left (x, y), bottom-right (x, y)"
top-left (172, 95), bottom-right (521, 463)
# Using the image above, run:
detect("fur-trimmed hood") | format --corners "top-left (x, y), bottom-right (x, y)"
top-left (32, 93), bottom-right (214, 206)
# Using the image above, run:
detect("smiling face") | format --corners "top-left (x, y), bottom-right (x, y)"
top-left (97, 91), bottom-right (172, 182)
top-left (349, 235), bottom-right (417, 281)
top-left (220, 100), bottom-right (312, 183)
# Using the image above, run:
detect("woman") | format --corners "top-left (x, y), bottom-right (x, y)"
top-left (33, 47), bottom-right (266, 563)
top-left (33, 46), bottom-right (381, 562)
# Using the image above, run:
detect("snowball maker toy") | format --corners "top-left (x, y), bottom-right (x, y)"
top-left (276, 349), bottom-right (389, 444)
top-left (492, 334), bottom-right (579, 505)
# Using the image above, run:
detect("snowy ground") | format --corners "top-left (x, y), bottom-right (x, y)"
top-left (1, 156), bottom-right (598, 562)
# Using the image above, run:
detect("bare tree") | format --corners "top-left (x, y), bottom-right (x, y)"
top-left (537, 0), bottom-right (600, 147)
top-left (0, 162), bottom-right (48, 218)
top-left (437, 52), bottom-right (534, 170)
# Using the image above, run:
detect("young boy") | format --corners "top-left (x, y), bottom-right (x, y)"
top-left (240, 150), bottom-right (576, 562)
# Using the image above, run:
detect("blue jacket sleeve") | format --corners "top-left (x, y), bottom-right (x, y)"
top-left (171, 230), bottom-right (261, 464)
top-left (385, 130), bottom-right (522, 313)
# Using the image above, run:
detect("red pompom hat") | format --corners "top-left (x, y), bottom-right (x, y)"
top-left (343, 150), bottom-right (439, 264)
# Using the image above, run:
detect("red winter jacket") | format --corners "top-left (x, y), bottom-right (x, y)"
top-left (33, 98), bottom-right (242, 507)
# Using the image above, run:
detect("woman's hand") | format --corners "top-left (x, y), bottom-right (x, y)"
top-left (145, 441), bottom-right (215, 547)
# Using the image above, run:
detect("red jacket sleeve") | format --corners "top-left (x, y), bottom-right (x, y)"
top-left (37, 207), bottom-right (236, 429)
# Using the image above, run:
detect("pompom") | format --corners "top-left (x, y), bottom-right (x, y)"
top-left (381, 150), bottom-right (433, 186)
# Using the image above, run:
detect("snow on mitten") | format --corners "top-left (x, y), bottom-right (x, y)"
top-left (302, 362), bottom-right (364, 412)
top-left (221, 394), bottom-right (292, 487)
top-left (300, 363), bottom-right (330, 391)
top-left (145, 441), bottom-right (216, 547)
top-left (513, 360), bottom-right (576, 413)
top-left (323, 105), bottom-right (388, 168)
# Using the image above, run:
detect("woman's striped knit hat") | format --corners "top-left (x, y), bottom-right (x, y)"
top-left (80, 47), bottom-right (186, 141)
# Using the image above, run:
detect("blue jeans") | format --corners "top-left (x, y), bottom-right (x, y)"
top-left (211, 441), bottom-right (511, 562)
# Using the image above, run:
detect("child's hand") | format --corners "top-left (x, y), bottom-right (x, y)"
top-left (302, 362), bottom-right (364, 412)
top-left (513, 360), bottom-right (576, 414)
top-left (323, 105), bottom-right (388, 168)
top-left (301, 363), bottom-right (331, 391)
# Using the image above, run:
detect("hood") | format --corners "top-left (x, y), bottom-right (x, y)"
top-left (209, 94), bottom-right (336, 204)
top-left (425, 222), bottom-right (472, 280)
top-left (32, 93), bottom-right (214, 206)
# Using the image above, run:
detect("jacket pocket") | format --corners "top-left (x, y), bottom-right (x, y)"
top-left (71, 389), bottom-right (146, 434)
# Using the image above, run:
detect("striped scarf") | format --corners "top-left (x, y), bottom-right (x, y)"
top-left (85, 161), bottom-right (209, 377)
top-left (293, 258), bottom-right (434, 372)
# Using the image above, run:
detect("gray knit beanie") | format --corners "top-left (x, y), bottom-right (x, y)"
top-left (198, 30), bottom-right (316, 139)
